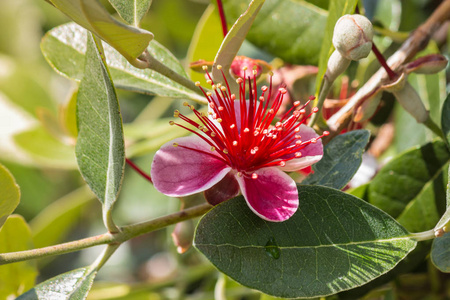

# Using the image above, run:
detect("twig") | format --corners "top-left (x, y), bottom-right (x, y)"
top-left (0, 203), bottom-right (212, 265)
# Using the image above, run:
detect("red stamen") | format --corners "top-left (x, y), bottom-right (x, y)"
top-left (126, 158), bottom-right (152, 183)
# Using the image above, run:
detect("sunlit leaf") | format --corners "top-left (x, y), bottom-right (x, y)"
top-left (30, 185), bottom-right (95, 249)
top-left (303, 130), bottom-right (370, 189)
top-left (47, 0), bottom-right (153, 62)
top-left (13, 126), bottom-right (77, 169)
top-left (212, 0), bottom-right (265, 88)
top-left (368, 140), bottom-right (450, 218)
top-left (41, 23), bottom-right (205, 103)
top-left (17, 267), bottom-right (97, 300)
top-left (187, 4), bottom-right (223, 86)
top-left (109, 0), bottom-right (152, 26)
top-left (431, 232), bottom-right (450, 272)
top-left (0, 215), bottom-right (37, 299)
top-left (0, 163), bottom-right (20, 229)
top-left (75, 33), bottom-right (124, 217)
top-left (195, 186), bottom-right (416, 298)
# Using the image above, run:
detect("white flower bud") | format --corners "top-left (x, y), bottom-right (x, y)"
top-left (333, 14), bottom-right (374, 61)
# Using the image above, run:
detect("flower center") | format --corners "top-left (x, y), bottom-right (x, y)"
top-left (169, 65), bottom-right (328, 177)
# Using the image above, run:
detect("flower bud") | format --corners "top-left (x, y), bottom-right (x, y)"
top-left (333, 14), bottom-right (374, 61)
top-left (405, 54), bottom-right (448, 74)
top-left (383, 73), bottom-right (428, 123)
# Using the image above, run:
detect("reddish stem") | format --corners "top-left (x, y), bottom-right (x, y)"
top-left (216, 0), bottom-right (228, 37)
top-left (126, 158), bottom-right (152, 183)
top-left (371, 43), bottom-right (396, 80)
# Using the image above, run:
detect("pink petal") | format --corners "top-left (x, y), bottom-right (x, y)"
top-left (204, 171), bottom-right (240, 205)
top-left (151, 136), bottom-right (231, 197)
top-left (280, 124), bottom-right (324, 172)
top-left (235, 167), bottom-right (298, 222)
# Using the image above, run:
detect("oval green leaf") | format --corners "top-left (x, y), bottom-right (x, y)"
top-left (368, 140), bottom-right (450, 218)
top-left (431, 232), bottom-right (450, 272)
top-left (41, 23), bottom-right (205, 103)
top-left (47, 0), bottom-right (153, 62)
top-left (0, 164), bottom-right (20, 229)
top-left (17, 267), bottom-right (97, 300)
top-left (222, 0), bottom-right (327, 65)
top-left (109, 0), bottom-right (152, 26)
top-left (194, 185), bottom-right (417, 298)
top-left (0, 215), bottom-right (37, 299)
top-left (75, 33), bottom-right (124, 225)
top-left (302, 130), bottom-right (370, 189)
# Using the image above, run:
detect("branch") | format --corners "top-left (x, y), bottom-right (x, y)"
top-left (0, 203), bottom-right (212, 265)
top-left (326, 0), bottom-right (450, 134)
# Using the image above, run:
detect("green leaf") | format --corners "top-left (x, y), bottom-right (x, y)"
top-left (302, 130), bottom-right (370, 189)
top-left (13, 126), bottom-right (77, 169)
top-left (30, 185), bottom-right (95, 249)
top-left (212, 0), bottom-right (265, 88)
top-left (442, 93), bottom-right (450, 145)
top-left (75, 33), bottom-right (125, 223)
top-left (315, 0), bottom-right (358, 94)
top-left (0, 163), bottom-right (20, 229)
top-left (222, 0), bottom-right (327, 65)
top-left (17, 267), bottom-right (97, 300)
top-left (431, 232), bottom-right (450, 272)
top-left (186, 4), bottom-right (223, 86)
top-left (396, 163), bottom-right (448, 232)
top-left (0, 215), bottom-right (38, 299)
top-left (194, 186), bottom-right (416, 298)
top-left (368, 140), bottom-right (450, 218)
top-left (41, 23), bottom-right (205, 103)
top-left (47, 0), bottom-right (153, 62)
top-left (109, 0), bottom-right (152, 26)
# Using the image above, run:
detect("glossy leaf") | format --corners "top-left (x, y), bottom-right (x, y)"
top-left (109, 0), bottom-right (152, 26)
top-left (17, 267), bottom-right (97, 300)
top-left (41, 23), bottom-right (205, 103)
top-left (315, 0), bottom-right (358, 94)
top-left (75, 34), bottom-right (125, 215)
top-left (212, 0), bottom-right (265, 87)
top-left (0, 163), bottom-right (20, 229)
top-left (186, 4), bottom-right (223, 86)
top-left (222, 0), bottom-right (327, 65)
top-left (396, 163), bottom-right (448, 233)
top-left (0, 215), bottom-right (38, 299)
top-left (431, 232), bottom-right (450, 272)
top-left (47, 0), bottom-right (153, 62)
top-left (195, 185), bottom-right (416, 298)
top-left (368, 140), bottom-right (450, 218)
top-left (302, 130), bottom-right (370, 189)
top-left (442, 93), bottom-right (450, 145)
top-left (30, 185), bottom-right (95, 249)
top-left (13, 126), bottom-right (77, 169)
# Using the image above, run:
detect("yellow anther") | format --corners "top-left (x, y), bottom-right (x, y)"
top-left (251, 173), bottom-right (258, 179)
top-left (216, 83), bottom-right (222, 89)
top-left (217, 65), bottom-right (222, 70)
top-left (243, 66), bottom-right (248, 71)
top-left (169, 121), bottom-right (175, 125)
top-left (183, 102), bottom-right (189, 106)
top-left (202, 65), bottom-right (208, 71)
top-left (206, 92), bottom-right (212, 97)
top-left (173, 142), bottom-right (178, 147)
top-left (206, 79), bottom-right (213, 85)
top-left (233, 141), bottom-right (238, 146)
top-left (210, 146), bottom-right (215, 151)
top-left (211, 132), bottom-right (216, 137)
top-left (223, 149), bottom-right (229, 154)
top-left (195, 81), bottom-right (201, 86)
top-left (279, 161), bottom-right (286, 167)
top-left (216, 118), bottom-right (223, 123)
top-left (243, 128), bottom-right (250, 133)
top-left (221, 86), bottom-right (227, 91)
top-left (295, 152), bottom-right (302, 157)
